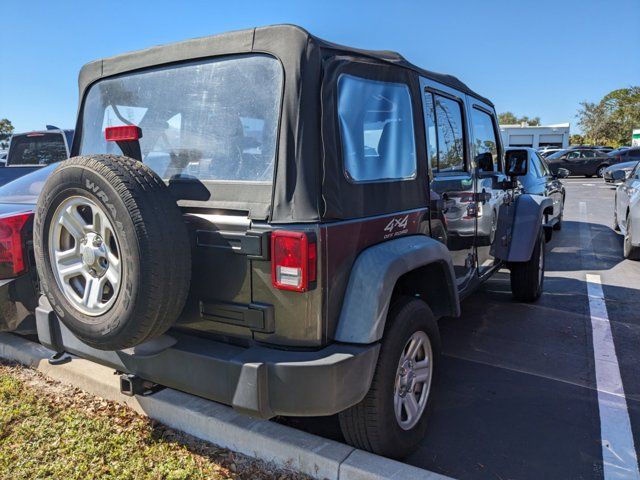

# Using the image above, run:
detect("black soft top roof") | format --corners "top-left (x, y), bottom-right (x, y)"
top-left (78, 24), bottom-right (491, 107)
top-left (75, 25), bottom-right (493, 223)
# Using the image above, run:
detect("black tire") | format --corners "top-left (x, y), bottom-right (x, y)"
top-left (596, 165), bottom-right (607, 178)
top-left (509, 228), bottom-right (545, 302)
top-left (623, 215), bottom-right (640, 261)
top-left (553, 216), bottom-right (562, 231)
top-left (34, 155), bottom-right (191, 350)
top-left (338, 297), bottom-right (440, 459)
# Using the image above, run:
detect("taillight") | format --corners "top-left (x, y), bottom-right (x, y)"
top-left (0, 212), bottom-right (32, 279)
top-left (271, 231), bottom-right (317, 292)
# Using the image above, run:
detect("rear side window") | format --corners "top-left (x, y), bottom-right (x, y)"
top-left (337, 74), bottom-right (417, 182)
top-left (7, 133), bottom-right (68, 166)
top-left (422, 92), bottom-right (466, 174)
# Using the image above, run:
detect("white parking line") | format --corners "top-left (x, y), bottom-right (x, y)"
top-left (586, 274), bottom-right (640, 480)
top-left (580, 201), bottom-right (640, 479)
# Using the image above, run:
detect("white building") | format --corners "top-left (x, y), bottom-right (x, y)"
top-left (499, 123), bottom-right (570, 149)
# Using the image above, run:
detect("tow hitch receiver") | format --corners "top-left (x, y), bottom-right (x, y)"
top-left (119, 373), bottom-right (162, 397)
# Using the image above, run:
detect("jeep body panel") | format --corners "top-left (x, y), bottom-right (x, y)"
top-left (334, 235), bottom-right (459, 344)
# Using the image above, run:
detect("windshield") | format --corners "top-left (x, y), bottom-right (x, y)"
top-left (7, 132), bottom-right (68, 166)
top-left (546, 150), bottom-right (568, 159)
top-left (80, 54), bottom-right (283, 184)
top-left (0, 163), bottom-right (57, 204)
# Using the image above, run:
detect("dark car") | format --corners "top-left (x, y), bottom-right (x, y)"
top-left (545, 147), bottom-right (621, 178)
top-left (606, 147), bottom-right (640, 170)
top-left (2, 127), bottom-right (73, 187)
top-left (511, 147), bottom-right (567, 233)
top-left (603, 160), bottom-right (640, 183)
top-left (7, 25), bottom-right (551, 459)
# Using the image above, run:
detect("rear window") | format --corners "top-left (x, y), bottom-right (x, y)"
top-left (79, 54), bottom-right (283, 184)
top-left (7, 133), bottom-right (68, 166)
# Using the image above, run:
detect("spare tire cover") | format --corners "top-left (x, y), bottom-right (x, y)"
top-left (34, 154), bottom-right (191, 350)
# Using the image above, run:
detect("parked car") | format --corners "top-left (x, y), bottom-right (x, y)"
top-left (545, 147), bottom-right (621, 178)
top-left (539, 147), bottom-right (562, 158)
top-left (6, 26), bottom-right (552, 459)
top-left (603, 161), bottom-right (639, 184)
top-left (1, 126), bottom-right (73, 187)
top-left (0, 165), bottom-right (55, 332)
top-left (612, 162), bottom-right (640, 259)
top-left (608, 146), bottom-right (631, 156)
top-left (511, 147), bottom-right (567, 233)
top-left (568, 145), bottom-right (613, 152)
top-left (607, 146), bottom-right (640, 169)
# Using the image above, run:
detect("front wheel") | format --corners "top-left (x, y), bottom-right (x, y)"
top-left (509, 228), bottom-right (545, 302)
top-left (338, 297), bottom-right (440, 459)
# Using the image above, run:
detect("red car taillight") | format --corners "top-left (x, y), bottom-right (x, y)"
top-left (271, 230), bottom-right (317, 292)
top-left (0, 212), bottom-right (32, 279)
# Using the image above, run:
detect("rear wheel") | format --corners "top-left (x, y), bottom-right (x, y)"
top-left (338, 297), bottom-right (440, 459)
top-left (623, 215), bottom-right (640, 261)
top-left (510, 228), bottom-right (545, 302)
top-left (596, 165), bottom-right (607, 178)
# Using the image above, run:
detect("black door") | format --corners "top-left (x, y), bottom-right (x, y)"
top-left (421, 79), bottom-right (476, 288)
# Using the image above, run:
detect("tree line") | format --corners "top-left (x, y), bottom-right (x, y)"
top-left (575, 87), bottom-right (639, 147)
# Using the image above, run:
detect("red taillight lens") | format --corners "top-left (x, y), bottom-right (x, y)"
top-left (105, 125), bottom-right (141, 142)
top-left (0, 212), bottom-right (32, 279)
top-left (271, 231), bottom-right (317, 292)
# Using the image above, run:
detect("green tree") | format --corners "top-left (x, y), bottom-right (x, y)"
top-left (570, 134), bottom-right (585, 145)
top-left (577, 87), bottom-right (640, 147)
top-left (498, 112), bottom-right (541, 126)
top-left (498, 112), bottom-right (518, 124)
top-left (0, 119), bottom-right (13, 149)
top-left (0, 119), bottom-right (13, 137)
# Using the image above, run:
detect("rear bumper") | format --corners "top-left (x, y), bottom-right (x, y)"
top-left (35, 297), bottom-right (379, 419)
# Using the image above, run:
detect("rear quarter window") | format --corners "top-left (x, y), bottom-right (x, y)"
top-left (337, 74), bottom-right (417, 183)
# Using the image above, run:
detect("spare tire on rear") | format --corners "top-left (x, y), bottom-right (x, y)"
top-left (34, 154), bottom-right (191, 350)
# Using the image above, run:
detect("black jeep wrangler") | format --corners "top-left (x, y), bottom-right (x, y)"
top-left (33, 25), bottom-right (550, 458)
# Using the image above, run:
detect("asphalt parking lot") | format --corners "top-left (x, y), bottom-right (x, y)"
top-left (289, 178), bottom-right (640, 479)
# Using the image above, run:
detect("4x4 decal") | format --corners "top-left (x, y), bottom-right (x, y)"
top-left (383, 215), bottom-right (409, 239)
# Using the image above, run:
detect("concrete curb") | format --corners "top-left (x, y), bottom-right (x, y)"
top-left (0, 333), bottom-right (452, 480)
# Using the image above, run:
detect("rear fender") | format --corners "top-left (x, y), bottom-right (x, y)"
top-left (334, 235), bottom-right (459, 344)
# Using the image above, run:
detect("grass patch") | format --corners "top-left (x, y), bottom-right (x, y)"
top-left (0, 363), bottom-right (304, 480)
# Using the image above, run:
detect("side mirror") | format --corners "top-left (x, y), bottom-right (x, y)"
top-left (557, 168), bottom-right (569, 179)
top-left (611, 170), bottom-right (627, 181)
top-left (504, 149), bottom-right (529, 177)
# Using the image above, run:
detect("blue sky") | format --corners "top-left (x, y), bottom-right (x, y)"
top-left (1, 0), bottom-right (638, 133)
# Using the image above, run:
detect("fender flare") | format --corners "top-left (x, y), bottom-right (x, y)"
top-left (497, 194), bottom-right (553, 263)
top-left (334, 235), bottom-right (460, 344)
